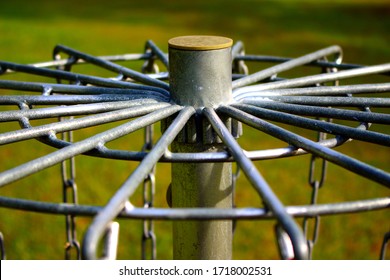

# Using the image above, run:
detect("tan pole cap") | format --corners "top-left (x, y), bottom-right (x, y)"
top-left (168, 35), bottom-right (233, 51)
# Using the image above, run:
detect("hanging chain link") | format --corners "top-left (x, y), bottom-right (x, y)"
top-left (53, 51), bottom-right (81, 259)
top-left (61, 127), bottom-right (81, 260)
top-left (138, 45), bottom-right (160, 260)
top-left (302, 119), bottom-right (328, 259)
top-left (141, 125), bottom-right (157, 260)
top-left (302, 56), bottom-right (340, 259)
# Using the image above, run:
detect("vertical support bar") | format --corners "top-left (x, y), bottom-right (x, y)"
top-left (168, 36), bottom-right (234, 259)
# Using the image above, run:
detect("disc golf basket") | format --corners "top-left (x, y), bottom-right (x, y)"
top-left (0, 36), bottom-right (389, 260)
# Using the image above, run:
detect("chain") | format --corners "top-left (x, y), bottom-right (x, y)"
top-left (141, 125), bottom-right (157, 259)
top-left (301, 55), bottom-right (341, 259)
top-left (302, 127), bottom-right (328, 259)
top-left (61, 125), bottom-right (81, 260)
top-left (52, 51), bottom-right (81, 259)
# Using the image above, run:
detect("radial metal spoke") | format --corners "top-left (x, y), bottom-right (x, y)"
top-left (203, 107), bottom-right (308, 260)
top-left (0, 53), bottom-right (151, 72)
top-left (0, 61), bottom-right (170, 96)
top-left (241, 99), bottom-right (390, 124)
top-left (233, 63), bottom-right (390, 94)
top-left (232, 45), bottom-right (342, 89)
top-left (234, 54), bottom-right (367, 71)
top-left (82, 106), bottom-right (195, 260)
top-left (0, 94), bottom-right (157, 106)
top-left (219, 105), bottom-right (390, 188)
top-left (54, 45), bottom-right (170, 90)
top-left (234, 83), bottom-right (390, 100)
top-left (233, 103), bottom-right (390, 146)
top-left (0, 103), bottom-right (170, 145)
top-left (0, 100), bottom-right (168, 122)
top-left (0, 105), bottom-right (182, 187)
top-left (0, 79), bottom-right (169, 100)
top-left (262, 96), bottom-right (390, 107)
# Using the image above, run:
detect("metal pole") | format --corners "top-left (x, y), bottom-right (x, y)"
top-left (168, 36), bottom-right (235, 259)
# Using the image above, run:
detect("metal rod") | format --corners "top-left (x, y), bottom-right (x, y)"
top-left (242, 100), bottom-right (390, 124)
top-left (233, 103), bottom-right (390, 146)
top-left (0, 100), bottom-right (167, 122)
top-left (168, 36), bottom-right (234, 260)
top-left (0, 196), bottom-right (388, 219)
top-left (234, 83), bottom-right (390, 99)
top-left (0, 94), bottom-right (158, 106)
top-left (0, 61), bottom-right (169, 95)
top-left (232, 45), bottom-right (342, 89)
top-left (233, 54), bottom-right (367, 72)
top-left (45, 136), bottom-right (342, 163)
top-left (0, 53), bottom-right (151, 72)
top-left (231, 41), bottom-right (245, 59)
top-left (233, 63), bottom-right (390, 93)
top-left (145, 40), bottom-right (169, 68)
top-left (219, 105), bottom-right (390, 188)
top-left (82, 106), bottom-right (195, 260)
top-left (261, 96), bottom-right (390, 107)
top-left (0, 103), bottom-right (170, 145)
top-left (56, 136), bottom-right (342, 163)
top-left (0, 79), bottom-right (169, 100)
top-left (53, 45), bottom-right (169, 90)
top-left (204, 107), bottom-right (308, 259)
top-left (0, 105), bottom-right (182, 187)
top-left (101, 222), bottom-right (120, 260)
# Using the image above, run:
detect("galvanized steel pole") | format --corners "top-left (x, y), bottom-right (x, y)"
top-left (168, 36), bottom-right (234, 259)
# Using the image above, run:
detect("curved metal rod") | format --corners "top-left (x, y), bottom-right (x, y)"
top-left (232, 45), bottom-right (342, 89)
top-left (0, 61), bottom-right (170, 96)
top-left (0, 103), bottom-right (170, 145)
top-left (231, 41), bottom-right (245, 59)
top-left (53, 45), bottom-right (169, 90)
top-left (234, 83), bottom-right (390, 99)
top-left (203, 107), bottom-right (308, 260)
top-left (233, 103), bottom-right (390, 146)
top-left (145, 40), bottom-right (169, 68)
top-left (219, 105), bottom-right (390, 188)
top-left (82, 106), bottom-right (195, 260)
top-left (37, 135), bottom-right (346, 163)
top-left (0, 105), bottom-right (182, 187)
top-left (242, 100), bottom-right (390, 124)
top-left (233, 63), bottom-right (390, 95)
top-left (0, 195), bottom-right (388, 219)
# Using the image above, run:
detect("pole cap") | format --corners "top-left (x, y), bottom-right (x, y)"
top-left (168, 35), bottom-right (233, 51)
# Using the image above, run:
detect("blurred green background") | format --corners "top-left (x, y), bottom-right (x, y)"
top-left (0, 0), bottom-right (389, 259)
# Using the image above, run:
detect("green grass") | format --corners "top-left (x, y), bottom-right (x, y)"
top-left (0, 0), bottom-right (389, 260)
